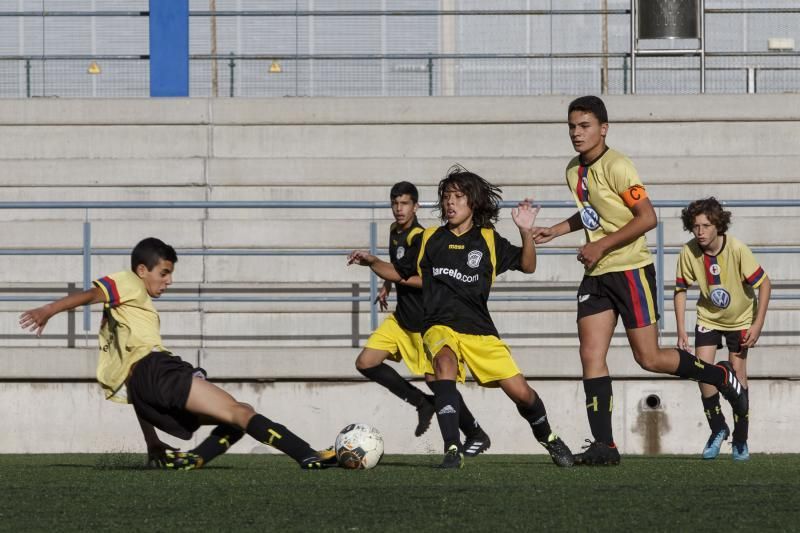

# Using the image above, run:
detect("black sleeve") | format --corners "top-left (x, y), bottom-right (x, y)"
top-left (494, 230), bottom-right (522, 275)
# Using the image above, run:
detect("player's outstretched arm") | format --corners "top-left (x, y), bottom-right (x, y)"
top-left (532, 211), bottom-right (582, 245)
top-left (136, 413), bottom-right (179, 468)
top-left (743, 276), bottom-right (772, 348)
top-left (512, 198), bottom-right (541, 273)
top-left (19, 287), bottom-right (105, 337)
top-left (673, 289), bottom-right (690, 351)
top-left (347, 250), bottom-right (408, 284)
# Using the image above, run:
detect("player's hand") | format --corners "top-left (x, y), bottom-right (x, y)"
top-left (375, 285), bottom-right (390, 312)
top-left (677, 331), bottom-right (691, 351)
top-left (511, 198), bottom-right (541, 233)
top-left (347, 250), bottom-right (376, 266)
top-left (577, 241), bottom-right (605, 269)
top-left (146, 440), bottom-right (180, 468)
top-left (532, 226), bottom-right (557, 245)
top-left (19, 305), bottom-right (53, 337)
top-left (741, 323), bottom-right (762, 348)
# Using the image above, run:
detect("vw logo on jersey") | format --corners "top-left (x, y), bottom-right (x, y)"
top-left (709, 263), bottom-right (721, 276)
top-left (396, 246), bottom-right (405, 260)
top-left (467, 250), bottom-right (483, 268)
top-left (580, 206), bottom-right (600, 231)
top-left (710, 288), bottom-right (731, 309)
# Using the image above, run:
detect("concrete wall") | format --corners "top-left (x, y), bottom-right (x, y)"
top-left (1, 95), bottom-right (798, 453)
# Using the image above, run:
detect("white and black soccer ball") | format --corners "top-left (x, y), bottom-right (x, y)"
top-left (334, 423), bottom-right (384, 470)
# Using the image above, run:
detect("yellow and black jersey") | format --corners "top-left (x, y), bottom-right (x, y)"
top-left (566, 147), bottom-right (653, 275)
top-left (93, 270), bottom-right (168, 403)
top-left (675, 235), bottom-right (767, 330)
top-left (415, 225), bottom-right (522, 337)
top-left (389, 219), bottom-right (424, 332)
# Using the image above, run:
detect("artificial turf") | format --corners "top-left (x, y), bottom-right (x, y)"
top-left (1, 453), bottom-right (798, 532)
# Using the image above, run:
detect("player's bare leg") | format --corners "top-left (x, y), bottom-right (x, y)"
top-left (430, 347), bottom-right (463, 468)
top-left (185, 377), bottom-right (330, 469)
top-left (356, 347), bottom-right (436, 436)
top-left (498, 374), bottom-right (573, 467)
top-left (695, 345), bottom-right (730, 459)
top-left (575, 311), bottom-right (620, 465)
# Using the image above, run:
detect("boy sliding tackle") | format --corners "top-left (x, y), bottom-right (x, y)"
top-left (409, 167), bottom-right (573, 469)
top-left (347, 181), bottom-right (491, 456)
top-left (20, 237), bottom-right (335, 470)
top-left (675, 198), bottom-right (770, 461)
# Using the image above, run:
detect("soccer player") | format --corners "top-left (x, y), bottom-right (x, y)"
top-left (532, 95), bottom-right (748, 465)
top-left (398, 166), bottom-right (574, 469)
top-left (674, 197), bottom-right (771, 461)
top-left (347, 181), bottom-right (491, 457)
top-left (19, 237), bottom-right (335, 470)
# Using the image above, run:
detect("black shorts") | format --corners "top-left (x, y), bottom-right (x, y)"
top-left (695, 325), bottom-right (748, 354)
top-left (126, 351), bottom-right (207, 440)
top-left (577, 264), bottom-right (660, 329)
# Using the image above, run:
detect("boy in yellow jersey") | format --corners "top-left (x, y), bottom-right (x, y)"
top-left (391, 166), bottom-right (573, 469)
top-left (533, 96), bottom-right (748, 465)
top-left (675, 198), bottom-right (771, 461)
top-left (19, 237), bottom-right (335, 470)
top-left (347, 181), bottom-right (491, 456)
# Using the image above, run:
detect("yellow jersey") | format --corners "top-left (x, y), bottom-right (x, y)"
top-left (93, 270), bottom-right (168, 402)
top-left (675, 235), bottom-right (767, 330)
top-left (566, 147), bottom-right (653, 275)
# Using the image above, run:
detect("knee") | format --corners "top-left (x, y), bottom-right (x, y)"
top-left (433, 353), bottom-right (456, 376)
top-left (632, 349), bottom-right (658, 372)
top-left (233, 402), bottom-right (257, 428)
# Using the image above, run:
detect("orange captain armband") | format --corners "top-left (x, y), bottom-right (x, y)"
top-left (621, 184), bottom-right (648, 208)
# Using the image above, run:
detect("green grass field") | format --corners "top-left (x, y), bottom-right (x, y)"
top-left (1, 453), bottom-right (798, 531)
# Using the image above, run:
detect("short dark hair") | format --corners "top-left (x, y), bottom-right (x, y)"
top-left (681, 197), bottom-right (732, 234)
top-left (436, 165), bottom-right (502, 229)
top-left (131, 237), bottom-right (178, 272)
top-left (390, 181), bottom-right (419, 203)
top-left (568, 95), bottom-right (608, 124)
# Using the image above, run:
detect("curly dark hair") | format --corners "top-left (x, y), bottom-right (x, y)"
top-left (680, 197), bottom-right (732, 233)
top-left (435, 165), bottom-right (502, 229)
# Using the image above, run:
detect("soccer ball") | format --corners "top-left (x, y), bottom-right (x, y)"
top-left (334, 423), bottom-right (384, 470)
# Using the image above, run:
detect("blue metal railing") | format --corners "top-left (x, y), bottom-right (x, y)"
top-left (1, 199), bottom-right (797, 337)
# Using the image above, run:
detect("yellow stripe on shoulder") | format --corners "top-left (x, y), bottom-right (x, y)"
top-left (406, 226), bottom-right (424, 246)
top-left (417, 226), bottom-right (439, 277)
top-left (480, 227), bottom-right (497, 284)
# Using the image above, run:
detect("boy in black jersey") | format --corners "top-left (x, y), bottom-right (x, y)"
top-left (348, 182), bottom-right (491, 456)
top-left (532, 95), bottom-right (748, 465)
top-left (399, 167), bottom-right (573, 469)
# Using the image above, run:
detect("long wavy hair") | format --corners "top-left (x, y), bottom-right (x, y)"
top-left (435, 165), bottom-right (503, 229)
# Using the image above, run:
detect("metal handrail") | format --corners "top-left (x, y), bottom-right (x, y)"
top-left (1, 199), bottom-right (797, 338)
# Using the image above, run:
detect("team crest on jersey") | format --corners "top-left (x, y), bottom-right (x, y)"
top-left (396, 246), bottom-right (405, 260)
top-left (580, 206), bottom-right (600, 231)
top-left (708, 263), bottom-right (721, 276)
top-left (467, 250), bottom-right (483, 268)
top-left (710, 288), bottom-right (731, 309)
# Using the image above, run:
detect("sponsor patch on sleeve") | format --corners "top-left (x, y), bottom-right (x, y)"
top-left (621, 184), bottom-right (648, 207)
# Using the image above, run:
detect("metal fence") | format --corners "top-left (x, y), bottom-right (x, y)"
top-left (1, 199), bottom-right (797, 347)
top-left (1, 1), bottom-right (799, 97)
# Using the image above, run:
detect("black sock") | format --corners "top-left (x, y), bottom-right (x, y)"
top-left (583, 376), bottom-right (614, 445)
top-left (701, 393), bottom-right (726, 433)
top-left (426, 382), bottom-right (481, 438)
top-left (673, 349), bottom-right (727, 387)
top-left (359, 363), bottom-right (426, 407)
top-left (457, 392), bottom-right (483, 438)
top-left (428, 380), bottom-right (461, 452)
top-left (192, 424), bottom-right (244, 465)
top-left (245, 414), bottom-right (315, 463)
top-left (732, 388), bottom-right (749, 442)
top-left (517, 394), bottom-right (552, 443)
